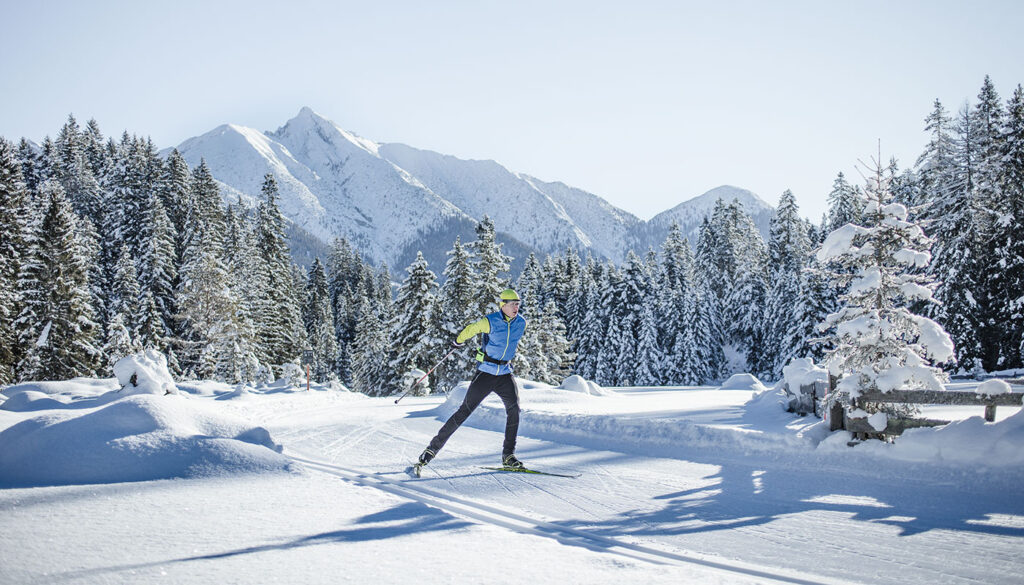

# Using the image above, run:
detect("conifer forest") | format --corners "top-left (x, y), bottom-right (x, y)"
top-left (1, 76), bottom-right (1022, 394)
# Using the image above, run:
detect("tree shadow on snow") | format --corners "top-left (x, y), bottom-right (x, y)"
top-left (39, 501), bottom-right (471, 582)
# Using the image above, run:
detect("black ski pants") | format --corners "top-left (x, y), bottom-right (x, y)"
top-left (427, 371), bottom-right (520, 457)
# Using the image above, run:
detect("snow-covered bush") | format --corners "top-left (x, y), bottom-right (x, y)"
top-left (279, 362), bottom-right (305, 388)
top-left (816, 158), bottom-right (955, 417)
top-left (113, 350), bottom-right (179, 396)
top-left (401, 368), bottom-right (431, 397)
top-left (781, 358), bottom-right (829, 413)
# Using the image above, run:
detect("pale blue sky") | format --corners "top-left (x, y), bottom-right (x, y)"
top-left (2, 1), bottom-right (1022, 221)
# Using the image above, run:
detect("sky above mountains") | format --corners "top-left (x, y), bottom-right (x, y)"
top-left (2, 1), bottom-right (1022, 221)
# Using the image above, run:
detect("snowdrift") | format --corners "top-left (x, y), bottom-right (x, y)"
top-left (0, 394), bottom-right (292, 487)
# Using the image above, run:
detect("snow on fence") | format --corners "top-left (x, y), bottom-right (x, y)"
top-left (787, 379), bottom-right (1024, 441)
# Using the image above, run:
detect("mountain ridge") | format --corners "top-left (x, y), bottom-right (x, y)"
top-left (172, 107), bottom-right (775, 269)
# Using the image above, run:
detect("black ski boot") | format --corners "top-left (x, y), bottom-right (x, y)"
top-left (409, 448), bottom-right (436, 478)
top-left (418, 448), bottom-right (436, 465)
top-left (502, 453), bottom-right (525, 470)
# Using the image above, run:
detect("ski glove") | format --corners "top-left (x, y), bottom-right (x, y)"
top-left (450, 340), bottom-right (464, 349)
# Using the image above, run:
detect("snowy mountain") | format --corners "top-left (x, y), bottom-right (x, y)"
top-left (643, 185), bottom-right (775, 249)
top-left (173, 108), bottom-right (774, 267)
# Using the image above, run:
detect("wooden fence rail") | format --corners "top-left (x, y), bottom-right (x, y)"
top-left (786, 380), bottom-right (1024, 439)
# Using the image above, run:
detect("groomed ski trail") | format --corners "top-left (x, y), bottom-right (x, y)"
top-left (289, 451), bottom-right (855, 585)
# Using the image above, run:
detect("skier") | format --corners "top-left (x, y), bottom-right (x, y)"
top-left (417, 288), bottom-right (527, 471)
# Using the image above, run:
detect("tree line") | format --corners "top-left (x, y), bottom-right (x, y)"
top-left (0, 75), bottom-right (1021, 391)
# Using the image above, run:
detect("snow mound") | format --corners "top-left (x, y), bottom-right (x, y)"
top-left (0, 390), bottom-right (72, 412)
top-left (0, 394), bottom-right (292, 487)
top-left (719, 373), bottom-right (768, 392)
top-left (976, 379), bottom-right (1012, 396)
top-left (782, 358), bottom-right (828, 390)
top-left (114, 350), bottom-right (179, 396)
top-left (847, 407), bottom-right (1024, 466)
top-left (558, 375), bottom-right (614, 396)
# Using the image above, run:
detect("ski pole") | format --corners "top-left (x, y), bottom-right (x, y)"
top-left (394, 345), bottom-right (461, 404)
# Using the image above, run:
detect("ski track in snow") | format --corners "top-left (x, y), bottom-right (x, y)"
top-left (290, 452), bottom-right (847, 585)
top-left (261, 395), bottom-right (1022, 585)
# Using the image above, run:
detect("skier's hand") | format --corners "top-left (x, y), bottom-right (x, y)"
top-left (450, 340), bottom-right (464, 349)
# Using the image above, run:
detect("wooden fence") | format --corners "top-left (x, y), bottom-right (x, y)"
top-left (786, 378), bottom-right (1024, 440)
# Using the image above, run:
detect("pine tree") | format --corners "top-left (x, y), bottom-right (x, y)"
top-left (762, 190), bottom-right (813, 378)
top-left (826, 172), bottom-right (864, 233)
top-left (387, 252), bottom-right (439, 395)
top-left (991, 84), bottom-right (1024, 368)
top-left (433, 237), bottom-right (479, 391)
top-left (255, 174), bottom-right (304, 372)
top-left (15, 182), bottom-right (101, 381)
top-left (137, 193), bottom-right (177, 353)
top-left (303, 258), bottom-right (338, 383)
top-left (351, 296), bottom-right (389, 395)
top-left (633, 299), bottom-right (661, 386)
top-left (174, 159), bottom-right (238, 379)
top-left (818, 154), bottom-right (954, 417)
top-left (971, 77), bottom-right (1007, 370)
top-left (570, 260), bottom-right (604, 380)
top-left (469, 216), bottom-right (511, 315)
top-left (107, 245), bottom-right (142, 349)
top-left (16, 138), bottom-right (47, 197)
top-left (915, 100), bottom-right (957, 210)
top-left (0, 138), bottom-right (29, 383)
top-left (925, 104), bottom-right (985, 372)
top-left (533, 299), bottom-right (575, 384)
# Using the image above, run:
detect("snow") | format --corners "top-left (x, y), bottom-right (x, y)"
top-left (112, 350), bottom-right (179, 396)
top-left (977, 379), bottom-right (1013, 396)
top-left (913, 315), bottom-right (956, 364)
top-left (2, 371), bottom-right (1023, 584)
top-left (558, 374), bottom-right (614, 396)
top-left (782, 358), bottom-right (828, 389)
top-left (817, 223), bottom-right (867, 263)
top-left (718, 373), bottom-right (768, 392)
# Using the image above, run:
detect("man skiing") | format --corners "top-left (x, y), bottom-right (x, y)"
top-left (417, 288), bottom-right (527, 471)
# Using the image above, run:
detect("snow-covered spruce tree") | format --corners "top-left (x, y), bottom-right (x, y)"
top-left (15, 181), bottom-right (102, 381)
top-left (817, 155), bottom-right (955, 419)
top-left (971, 76), bottom-right (1007, 371)
top-left (633, 298), bottom-right (661, 386)
top-left (303, 258), bottom-right (338, 384)
top-left (569, 260), bottom-right (604, 380)
top-left (136, 193), bottom-right (177, 350)
top-left (432, 236), bottom-right (479, 391)
top-left (532, 299), bottom-right (575, 385)
top-left (53, 115), bottom-right (103, 227)
top-left (826, 172), bottom-right (865, 233)
top-left (102, 245), bottom-right (143, 371)
top-left (762, 189), bottom-right (814, 378)
top-left (516, 253), bottom-right (545, 318)
top-left (16, 138), bottom-right (47, 198)
top-left (990, 84), bottom-right (1024, 369)
top-left (468, 216), bottom-right (512, 316)
top-left (174, 159), bottom-right (245, 380)
top-left (0, 138), bottom-right (30, 383)
top-left (256, 174), bottom-right (304, 372)
top-left (327, 236), bottom-right (362, 383)
top-left (921, 103), bottom-right (986, 372)
top-left (387, 252), bottom-right (439, 395)
top-left (351, 296), bottom-right (389, 396)
top-left (657, 222), bottom-right (691, 383)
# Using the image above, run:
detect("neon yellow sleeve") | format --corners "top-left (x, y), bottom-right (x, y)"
top-left (456, 317), bottom-right (490, 344)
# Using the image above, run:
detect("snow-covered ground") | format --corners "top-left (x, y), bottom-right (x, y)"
top-left (2, 367), bottom-right (1023, 584)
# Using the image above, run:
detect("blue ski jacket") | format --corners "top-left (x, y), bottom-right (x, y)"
top-left (456, 311), bottom-right (527, 376)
